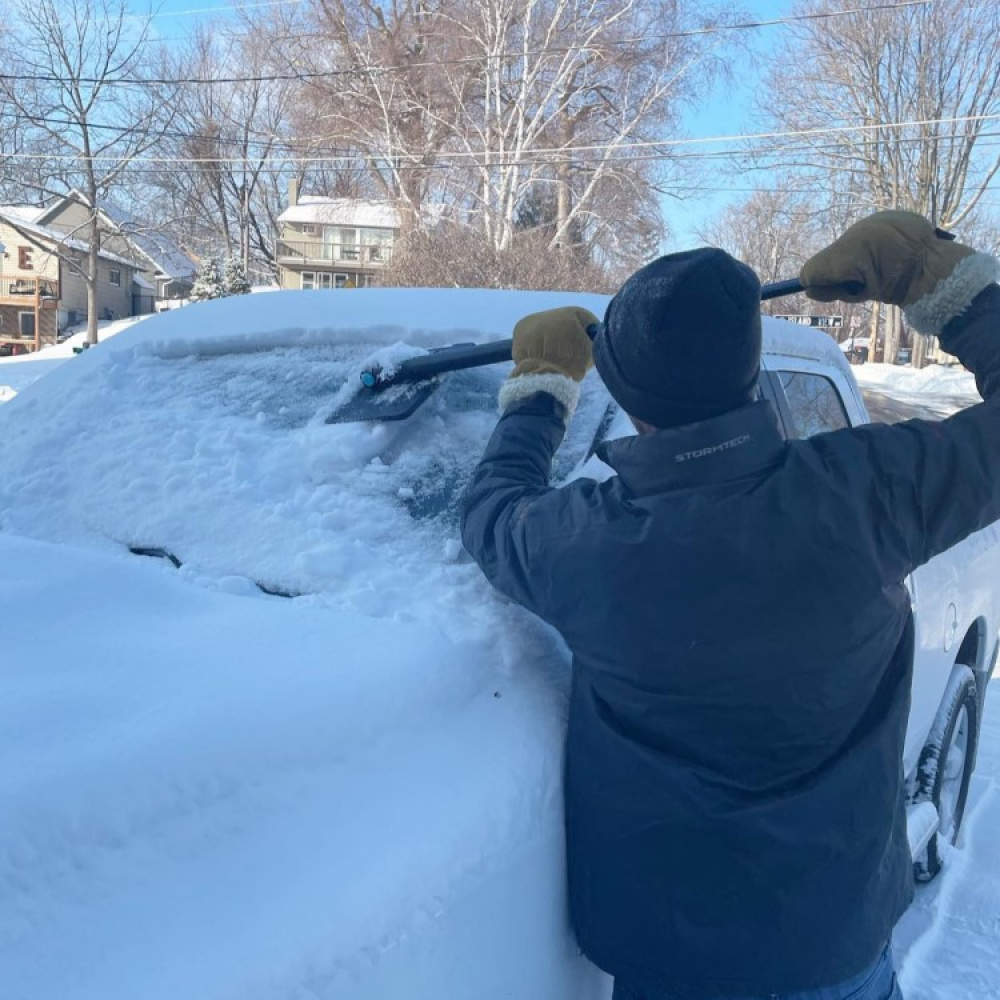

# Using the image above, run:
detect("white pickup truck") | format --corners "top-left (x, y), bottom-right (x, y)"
top-left (0, 291), bottom-right (995, 999)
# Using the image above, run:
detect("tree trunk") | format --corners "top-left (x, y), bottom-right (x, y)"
top-left (87, 186), bottom-right (100, 347)
top-left (883, 305), bottom-right (901, 365)
top-left (868, 304), bottom-right (880, 363)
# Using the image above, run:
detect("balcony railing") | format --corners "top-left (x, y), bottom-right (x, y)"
top-left (0, 276), bottom-right (59, 302)
top-left (276, 239), bottom-right (393, 266)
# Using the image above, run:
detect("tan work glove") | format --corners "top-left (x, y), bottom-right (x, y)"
top-left (800, 210), bottom-right (998, 335)
top-left (499, 306), bottom-right (599, 416)
top-left (511, 306), bottom-right (598, 380)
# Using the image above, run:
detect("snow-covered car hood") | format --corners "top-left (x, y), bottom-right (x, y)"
top-left (2, 528), bottom-right (588, 998)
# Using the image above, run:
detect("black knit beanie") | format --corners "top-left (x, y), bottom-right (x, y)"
top-left (592, 248), bottom-right (762, 428)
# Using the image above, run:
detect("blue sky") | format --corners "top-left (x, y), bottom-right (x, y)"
top-left (134, 0), bottom-right (793, 247)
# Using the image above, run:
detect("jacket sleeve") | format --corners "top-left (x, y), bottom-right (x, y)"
top-left (460, 391), bottom-right (597, 623)
top-left (815, 281), bottom-right (1000, 581)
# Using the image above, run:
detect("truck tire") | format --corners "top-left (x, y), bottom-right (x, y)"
top-left (913, 665), bottom-right (979, 883)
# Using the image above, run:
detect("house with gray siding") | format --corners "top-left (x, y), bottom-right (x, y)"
top-left (36, 191), bottom-right (196, 306)
top-left (0, 206), bottom-right (138, 352)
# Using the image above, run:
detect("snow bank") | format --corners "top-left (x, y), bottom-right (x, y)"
top-left (853, 362), bottom-right (979, 401)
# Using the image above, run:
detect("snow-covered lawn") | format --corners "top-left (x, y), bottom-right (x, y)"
top-left (0, 314), bottom-right (148, 401)
top-left (0, 296), bottom-right (997, 999)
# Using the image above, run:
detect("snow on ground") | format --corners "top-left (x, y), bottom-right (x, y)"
top-left (853, 361), bottom-right (978, 398)
top-left (0, 313), bottom-right (148, 401)
top-left (851, 361), bottom-right (981, 423)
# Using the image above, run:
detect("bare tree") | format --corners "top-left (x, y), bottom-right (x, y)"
top-left (756, 0), bottom-right (1000, 365)
top-left (699, 185), bottom-right (875, 348)
top-left (698, 187), bottom-right (821, 289)
top-left (144, 21), bottom-right (301, 279)
top-left (282, 0), bottom-right (740, 274)
top-left (0, 0), bottom-right (177, 345)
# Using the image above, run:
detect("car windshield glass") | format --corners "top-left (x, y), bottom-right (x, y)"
top-left (0, 337), bottom-right (613, 598)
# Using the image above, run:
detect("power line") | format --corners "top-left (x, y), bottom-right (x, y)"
top-left (8, 134), bottom-right (1000, 182)
top-left (0, 0), bottom-right (938, 87)
top-left (6, 107), bottom-right (999, 158)
top-left (3, 113), bottom-right (999, 166)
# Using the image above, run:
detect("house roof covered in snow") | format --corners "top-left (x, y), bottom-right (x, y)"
top-left (33, 190), bottom-right (197, 282)
top-left (95, 198), bottom-right (197, 281)
top-left (277, 197), bottom-right (403, 230)
top-left (0, 209), bottom-right (139, 267)
top-left (0, 204), bottom-right (47, 224)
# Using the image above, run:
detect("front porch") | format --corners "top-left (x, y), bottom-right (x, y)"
top-left (0, 277), bottom-right (60, 352)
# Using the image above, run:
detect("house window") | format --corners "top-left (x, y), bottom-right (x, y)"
top-left (337, 228), bottom-right (359, 261)
top-left (18, 246), bottom-right (33, 270)
top-left (301, 224), bottom-right (317, 236)
top-left (19, 312), bottom-right (35, 338)
top-left (362, 229), bottom-right (392, 262)
top-left (301, 271), bottom-right (315, 289)
top-left (335, 273), bottom-right (350, 288)
top-left (109, 268), bottom-right (121, 286)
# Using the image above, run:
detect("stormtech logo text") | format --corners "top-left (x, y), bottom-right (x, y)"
top-left (675, 434), bottom-right (752, 463)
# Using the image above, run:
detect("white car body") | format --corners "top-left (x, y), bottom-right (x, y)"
top-left (1, 292), bottom-right (995, 999)
top-left (759, 320), bottom-right (999, 795)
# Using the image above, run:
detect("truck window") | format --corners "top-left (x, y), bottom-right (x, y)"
top-left (777, 371), bottom-right (850, 438)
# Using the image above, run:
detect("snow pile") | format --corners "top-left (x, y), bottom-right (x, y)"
top-left (854, 362), bottom-right (979, 401)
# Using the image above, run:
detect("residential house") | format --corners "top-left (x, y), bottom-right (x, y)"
top-left (275, 181), bottom-right (401, 291)
top-left (0, 206), bottom-right (138, 353)
top-left (36, 191), bottom-right (197, 307)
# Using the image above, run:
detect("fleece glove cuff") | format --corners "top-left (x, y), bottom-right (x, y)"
top-left (904, 252), bottom-right (1000, 336)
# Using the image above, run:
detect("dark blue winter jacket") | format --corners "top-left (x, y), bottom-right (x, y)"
top-left (460, 285), bottom-right (1000, 998)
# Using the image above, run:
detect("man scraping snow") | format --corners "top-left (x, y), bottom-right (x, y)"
top-left (461, 212), bottom-right (1000, 1000)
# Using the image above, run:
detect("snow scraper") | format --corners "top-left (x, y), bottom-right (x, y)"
top-left (327, 277), bottom-right (805, 424)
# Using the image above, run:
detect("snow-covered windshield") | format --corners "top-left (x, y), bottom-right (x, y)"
top-left (0, 315), bottom-right (613, 601)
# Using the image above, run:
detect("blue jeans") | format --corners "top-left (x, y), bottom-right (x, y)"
top-left (612, 945), bottom-right (903, 1000)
